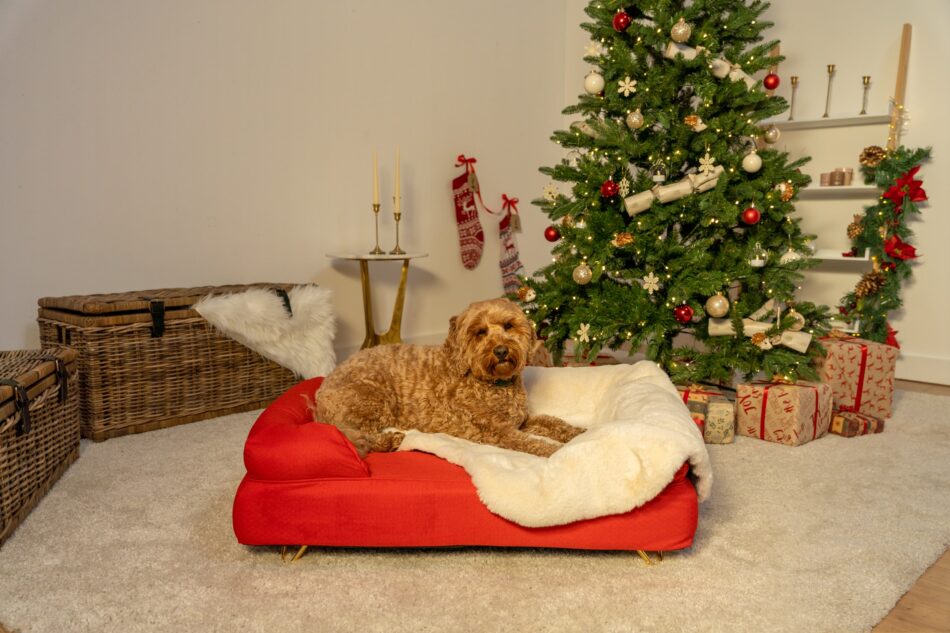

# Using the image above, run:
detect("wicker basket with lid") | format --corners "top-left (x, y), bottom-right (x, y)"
top-left (1, 347), bottom-right (79, 546)
top-left (37, 283), bottom-right (299, 441)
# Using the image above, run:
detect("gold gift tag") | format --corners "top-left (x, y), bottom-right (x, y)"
top-left (510, 213), bottom-right (522, 233)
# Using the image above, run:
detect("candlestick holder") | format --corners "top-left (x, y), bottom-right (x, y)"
top-left (822, 64), bottom-right (835, 118)
top-left (860, 76), bottom-right (871, 115)
top-left (788, 76), bottom-right (799, 121)
top-left (368, 203), bottom-right (384, 255)
top-left (389, 200), bottom-right (406, 255)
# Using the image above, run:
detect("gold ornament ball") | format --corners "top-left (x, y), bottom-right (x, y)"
top-left (626, 109), bottom-right (644, 130)
top-left (683, 114), bottom-right (700, 127)
top-left (787, 309), bottom-right (806, 332)
top-left (763, 125), bottom-right (781, 144)
top-left (705, 293), bottom-right (730, 318)
top-left (613, 232), bottom-right (634, 247)
top-left (572, 263), bottom-right (593, 285)
top-left (671, 17), bottom-right (692, 43)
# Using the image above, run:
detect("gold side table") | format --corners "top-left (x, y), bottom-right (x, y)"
top-left (327, 252), bottom-right (428, 349)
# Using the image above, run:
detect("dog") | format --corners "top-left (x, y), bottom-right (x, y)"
top-left (314, 298), bottom-right (582, 457)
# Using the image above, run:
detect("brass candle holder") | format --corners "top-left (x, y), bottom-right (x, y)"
top-left (389, 198), bottom-right (406, 255)
top-left (369, 203), bottom-right (384, 255)
top-left (822, 64), bottom-right (835, 118)
top-left (788, 76), bottom-right (799, 121)
top-left (860, 75), bottom-right (871, 115)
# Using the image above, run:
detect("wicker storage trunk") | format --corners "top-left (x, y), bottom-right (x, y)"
top-left (1, 348), bottom-right (80, 546)
top-left (37, 284), bottom-right (299, 441)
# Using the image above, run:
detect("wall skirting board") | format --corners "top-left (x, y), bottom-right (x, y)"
top-left (896, 354), bottom-right (950, 386)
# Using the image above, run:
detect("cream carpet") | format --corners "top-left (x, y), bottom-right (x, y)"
top-left (1, 390), bottom-right (949, 633)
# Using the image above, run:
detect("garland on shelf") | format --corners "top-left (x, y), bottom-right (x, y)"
top-left (839, 145), bottom-right (931, 347)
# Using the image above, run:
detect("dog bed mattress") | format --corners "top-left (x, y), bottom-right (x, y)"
top-left (233, 377), bottom-right (699, 551)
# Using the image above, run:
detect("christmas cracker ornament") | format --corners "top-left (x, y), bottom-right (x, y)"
top-left (663, 42), bottom-right (756, 89)
top-left (622, 165), bottom-right (724, 216)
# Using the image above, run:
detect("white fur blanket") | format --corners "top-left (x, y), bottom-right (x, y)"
top-left (398, 362), bottom-right (712, 528)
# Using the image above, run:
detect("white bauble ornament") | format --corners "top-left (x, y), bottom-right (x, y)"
top-left (626, 109), bottom-right (645, 130)
top-left (584, 71), bottom-right (605, 95)
top-left (705, 293), bottom-right (730, 318)
top-left (671, 17), bottom-right (692, 43)
top-left (763, 125), bottom-right (781, 144)
top-left (572, 263), bottom-right (593, 285)
top-left (742, 150), bottom-right (763, 173)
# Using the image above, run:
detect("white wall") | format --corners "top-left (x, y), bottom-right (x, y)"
top-left (0, 0), bottom-right (566, 355)
top-left (4, 1), bottom-right (948, 384)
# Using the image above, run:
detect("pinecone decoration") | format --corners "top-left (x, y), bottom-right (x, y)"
top-left (855, 271), bottom-right (886, 298)
top-left (846, 214), bottom-right (864, 240)
top-left (859, 145), bottom-right (887, 168)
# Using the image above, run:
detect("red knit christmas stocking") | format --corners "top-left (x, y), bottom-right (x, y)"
top-left (498, 196), bottom-right (525, 294)
top-left (451, 168), bottom-right (485, 270)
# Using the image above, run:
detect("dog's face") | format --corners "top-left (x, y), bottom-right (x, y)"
top-left (446, 298), bottom-right (535, 382)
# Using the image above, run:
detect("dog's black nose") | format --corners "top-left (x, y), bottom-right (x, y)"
top-left (493, 345), bottom-right (509, 360)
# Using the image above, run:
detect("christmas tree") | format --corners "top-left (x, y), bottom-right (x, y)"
top-left (519, 0), bottom-right (831, 384)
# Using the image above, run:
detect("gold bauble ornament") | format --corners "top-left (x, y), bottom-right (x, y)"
top-left (626, 109), bottom-right (645, 130)
top-left (684, 114), bottom-right (700, 127)
top-left (572, 263), bottom-right (593, 285)
top-left (787, 309), bottom-right (806, 332)
top-left (763, 125), bottom-right (781, 144)
top-left (859, 145), bottom-right (887, 168)
top-left (751, 332), bottom-right (767, 346)
top-left (704, 293), bottom-right (730, 318)
top-left (670, 17), bottom-right (692, 43)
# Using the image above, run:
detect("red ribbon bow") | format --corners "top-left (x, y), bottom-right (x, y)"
top-left (501, 194), bottom-right (519, 214)
top-left (455, 154), bottom-right (477, 172)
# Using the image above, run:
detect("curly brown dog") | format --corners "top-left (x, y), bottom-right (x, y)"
top-left (314, 298), bottom-right (582, 457)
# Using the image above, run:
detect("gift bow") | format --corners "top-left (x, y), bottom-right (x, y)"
top-left (501, 194), bottom-right (519, 214)
top-left (455, 154), bottom-right (477, 171)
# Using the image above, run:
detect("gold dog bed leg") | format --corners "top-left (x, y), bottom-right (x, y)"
top-left (290, 545), bottom-right (309, 563)
top-left (636, 550), bottom-right (660, 566)
top-left (280, 546), bottom-right (288, 561)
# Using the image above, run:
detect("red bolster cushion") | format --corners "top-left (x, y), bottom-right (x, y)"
top-left (243, 377), bottom-right (370, 481)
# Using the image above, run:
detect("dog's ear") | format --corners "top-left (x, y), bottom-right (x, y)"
top-left (443, 315), bottom-right (468, 377)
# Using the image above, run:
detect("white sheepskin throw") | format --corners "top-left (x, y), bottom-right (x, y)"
top-left (398, 361), bottom-right (712, 528)
top-left (194, 285), bottom-right (336, 379)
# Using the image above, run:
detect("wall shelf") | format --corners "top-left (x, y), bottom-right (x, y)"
top-left (763, 114), bottom-right (891, 131)
top-left (798, 185), bottom-right (880, 200)
top-left (813, 248), bottom-right (871, 262)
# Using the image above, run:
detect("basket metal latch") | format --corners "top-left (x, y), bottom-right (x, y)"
top-left (0, 378), bottom-right (31, 435)
top-left (149, 299), bottom-right (166, 338)
top-left (37, 355), bottom-right (69, 403)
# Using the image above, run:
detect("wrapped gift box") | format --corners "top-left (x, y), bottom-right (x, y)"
top-left (829, 411), bottom-right (885, 437)
top-left (736, 381), bottom-right (833, 446)
top-left (705, 396), bottom-right (735, 444)
top-left (817, 336), bottom-right (898, 419)
top-left (676, 385), bottom-right (733, 441)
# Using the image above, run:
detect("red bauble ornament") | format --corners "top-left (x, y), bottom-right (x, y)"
top-left (544, 225), bottom-right (561, 242)
top-left (612, 10), bottom-right (632, 32)
top-left (741, 206), bottom-right (761, 225)
top-left (600, 179), bottom-right (619, 197)
top-left (673, 304), bottom-right (694, 324)
top-left (763, 73), bottom-right (780, 91)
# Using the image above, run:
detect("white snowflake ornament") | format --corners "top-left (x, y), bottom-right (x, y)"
top-left (577, 323), bottom-right (591, 343)
top-left (584, 41), bottom-right (604, 58)
top-left (617, 77), bottom-right (637, 97)
top-left (641, 272), bottom-right (661, 295)
top-left (542, 184), bottom-right (559, 202)
top-left (698, 152), bottom-right (716, 176)
top-left (618, 177), bottom-right (631, 197)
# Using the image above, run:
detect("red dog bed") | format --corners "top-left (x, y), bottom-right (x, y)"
top-left (233, 378), bottom-right (698, 551)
